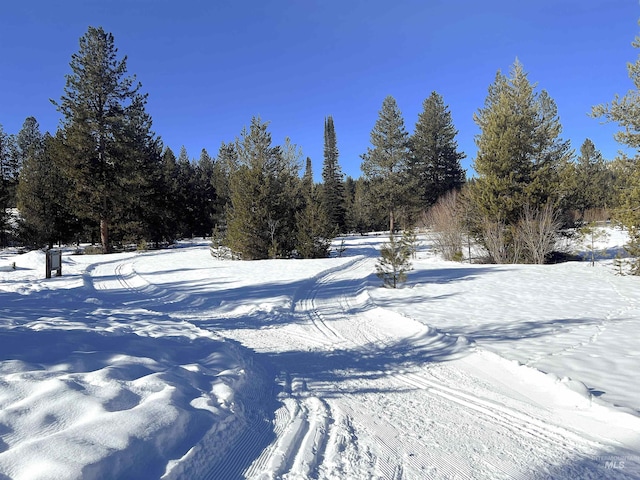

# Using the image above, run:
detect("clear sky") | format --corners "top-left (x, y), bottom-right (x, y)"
top-left (1, 0), bottom-right (639, 180)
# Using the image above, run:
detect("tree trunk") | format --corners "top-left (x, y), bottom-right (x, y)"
top-left (100, 218), bottom-right (110, 253)
top-left (389, 209), bottom-right (395, 233)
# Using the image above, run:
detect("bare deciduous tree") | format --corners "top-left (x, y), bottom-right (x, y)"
top-left (480, 217), bottom-right (511, 264)
top-left (422, 190), bottom-right (465, 261)
top-left (517, 203), bottom-right (561, 264)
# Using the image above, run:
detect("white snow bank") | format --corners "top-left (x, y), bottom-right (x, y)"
top-left (369, 229), bottom-right (640, 414)
top-left (0, 326), bottom-right (248, 480)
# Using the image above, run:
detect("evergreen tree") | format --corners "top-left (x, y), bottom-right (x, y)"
top-left (14, 117), bottom-right (41, 173)
top-left (141, 142), bottom-right (173, 248)
top-left (409, 91), bottom-right (465, 209)
top-left (159, 147), bottom-right (179, 242)
top-left (322, 116), bottom-right (346, 233)
top-left (111, 95), bottom-right (164, 247)
top-left (194, 148), bottom-right (217, 237)
top-left (212, 141), bottom-right (237, 229)
top-left (0, 125), bottom-right (18, 246)
top-left (276, 137), bottom-right (304, 255)
top-left (569, 139), bottom-right (610, 219)
top-left (53, 27), bottom-right (155, 251)
top-left (345, 177), bottom-right (386, 234)
top-left (226, 117), bottom-right (287, 259)
top-left (52, 26), bottom-right (155, 253)
top-left (376, 232), bottom-right (412, 288)
top-left (361, 96), bottom-right (411, 232)
top-left (301, 156), bottom-right (314, 195)
top-left (470, 60), bottom-right (570, 262)
top-left (296, 157), bottom-right (331, 258)
top-left (343, 176), bottom-right (356, 232)
top-left (592, 24), bottom-right (640, 272)
top-left (175, 146), bottom-right (198, 237)
top-left (17, 131), bottom-right (78, 248)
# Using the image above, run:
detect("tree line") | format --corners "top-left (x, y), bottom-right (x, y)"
top-left (1, 25), bottom-right (639, 268)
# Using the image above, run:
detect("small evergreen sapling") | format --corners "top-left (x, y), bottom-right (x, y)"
top-left (579, 223), bottom-right (610, 266)
top-left (376, 232), bottom-right (412, 288)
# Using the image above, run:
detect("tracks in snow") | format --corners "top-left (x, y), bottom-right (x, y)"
top-left (245, 376), bottom-right (331, 479)
top-left (250, 255), bottom-right (638, 479)
top-left (87, 251), bottom-right (640, 479)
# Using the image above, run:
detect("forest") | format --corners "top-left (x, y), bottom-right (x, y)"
top-left (1, 25), bottom-right (639, 270)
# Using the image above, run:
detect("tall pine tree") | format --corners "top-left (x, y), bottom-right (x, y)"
top-left (296, 157), bottom-right (331, 258)
top-left (212, 141), bottom-right (237, 229)
top-left (53, 26), bottom-right (155, 252)
top-left (472, 60), bottom-right (570, 225)
top-left (322, 116), bottom-right (346, 233)
top-left (194, 148), bottom-right (217, 237)
top-left (409, 91), bottom-right (465, 209)
top-left (226, 117), bottom-right (284, 259)
top-left (470, 60), bottom-right (570, 262)
top-left (361, 96), bottom-right (411, 232)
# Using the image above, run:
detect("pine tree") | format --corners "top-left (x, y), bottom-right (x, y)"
top-left (159, 147), bottom-right (180, 242)
top-left (592, 22), bottom-right (640, 150)
top-left (194, 148), bottom-right (217, 237)
top-left (322, 116), bottom-right (346, 233)
top-left (301, 156), bottom-right (314, 195)
top-left (175, 146), bottom-right (198, 238)
top-left (16, 124), bottom-right (77, 248)
top-left (376, 232), bottom-right (412, 288)
top-left (361, 96), bottom-right (411, 232)
top-left (212, 141), bottom-right (237, 229)
top-left (52, 26), bottom-right (155, 253)
top-left (141, 143), bottom-right (172, 248)
top-left (345, 177), bottom-right (385, 234)
top-left (226, 117), bottom-right (287, 259)
top-left (592, 23), bottom-right (640, 273)
top-left (276, 137), bottom-right (304, 255)
top-left (0, 125), bottom-right (16, 246)
top-left (569, 139), bottom-right (610, 219)
top-left (296, 157), bottom-right (331, 258)
top-left (470, 60), bottom-right (570, 262)
top-left (116, 96), bottom-right (164, 247)
top-left (410, 91), bottom-right (465, 209)
top-left (14, 117), bottom-right (41, 173)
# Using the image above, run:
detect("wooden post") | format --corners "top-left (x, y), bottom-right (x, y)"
top-left (46, 250), bottom-right (51, 279)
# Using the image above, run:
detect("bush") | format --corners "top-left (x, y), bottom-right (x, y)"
top-left (83, 245), bottom-right (106, 255)
top-left (422, 190), bottom-right (467, 261)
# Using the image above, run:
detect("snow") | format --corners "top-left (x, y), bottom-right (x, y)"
top-left (0, 230), bottom-right (639, 479)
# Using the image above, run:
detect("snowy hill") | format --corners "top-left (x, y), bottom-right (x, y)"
top-left (0, 231), bottom-right (639, 479)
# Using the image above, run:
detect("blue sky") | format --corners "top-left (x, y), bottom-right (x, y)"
top-left (1, 0), bottom-right (639, 180)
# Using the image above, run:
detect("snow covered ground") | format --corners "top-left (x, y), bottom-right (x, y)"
top-left (0, 228), bottom-right (639, 479)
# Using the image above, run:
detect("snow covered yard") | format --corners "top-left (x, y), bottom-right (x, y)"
top-left (0, 232), bottom-right (639, 479)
